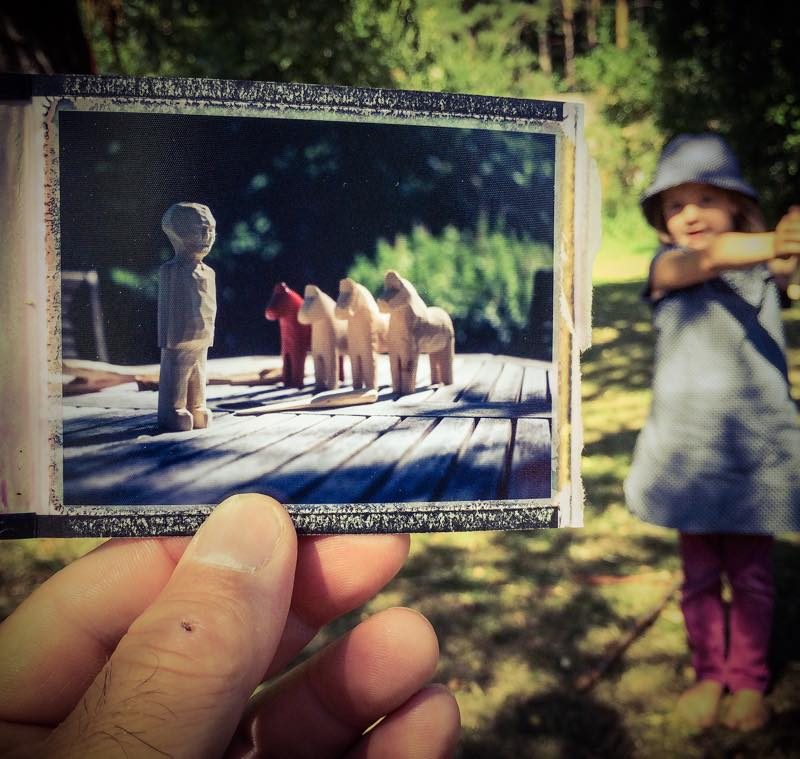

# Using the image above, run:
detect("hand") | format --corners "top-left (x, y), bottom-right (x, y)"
top-left (774, 204), bottom-right (800, 258)
top-left (0, 494), bottom-right (460, 757)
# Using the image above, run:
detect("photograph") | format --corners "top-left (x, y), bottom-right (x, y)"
top-left (0, 72), bottom-right (592, 535)
top-left (55, 93), bottom-right (561, 530)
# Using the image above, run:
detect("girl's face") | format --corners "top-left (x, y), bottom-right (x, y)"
top-left (661, 183), bottom-right (737, 252)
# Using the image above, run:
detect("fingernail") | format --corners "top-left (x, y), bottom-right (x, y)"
top-left (188, 494), bottom-right (285, 573)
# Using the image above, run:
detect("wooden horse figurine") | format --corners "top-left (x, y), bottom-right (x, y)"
top-left (377, 270), bottom-right (454, 395)
top-left (265, 282), bottom-right (310, 388)
top-left (297, 284), bottom-right (348, 390)
top-left (335, 277), bottom-right (389, 390)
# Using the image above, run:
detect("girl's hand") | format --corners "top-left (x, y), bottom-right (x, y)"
top-left (774, 205), bottom-right (800, 258)
top-left (0, 494), bottom-right (460, 758)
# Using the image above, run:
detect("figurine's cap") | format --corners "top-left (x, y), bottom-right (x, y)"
top-left (641, 133), bottom-right (758, 230)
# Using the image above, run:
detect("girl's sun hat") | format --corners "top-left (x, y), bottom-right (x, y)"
top-left (640, 133), bottom-right (758, 230)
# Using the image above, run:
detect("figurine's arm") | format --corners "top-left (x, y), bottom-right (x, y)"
top-left (157, 263), bottom-right (169, 348)
top-left (208, 268), bottom-right (217, 347)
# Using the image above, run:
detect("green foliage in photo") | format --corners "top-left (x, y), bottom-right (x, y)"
top-left (348, 217), bottom-right (551, 352)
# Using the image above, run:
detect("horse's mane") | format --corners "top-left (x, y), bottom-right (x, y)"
top-left (301, 285), bottom-right (336, 319)
top-left (396, 276), bottom-right (427, 319)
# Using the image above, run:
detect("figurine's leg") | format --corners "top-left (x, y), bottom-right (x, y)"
top-left (314, 354), bottom-right (326, 390)
top-left (365, 349), bottom-right (378, 390)
top-left (431, 341), bottom-right (454, 385)
top-left (291, 349), bottom-right (306, 388)
top-left (328, 350), bottom-right (340, 390)
top-left (282, 353), bottom-right (291, 386)
top-left (389, 351), bottom-right (401, 394)
top-left (444, 338), bottom-right (455, 384)
top-left (430, 353), bottom-right (440, 385)
top-left (351, 354), bottom-right (363, 389)
top-left (158, 349), bottom-right (194, 432)
top-left (187, 348), bottom-right (212, 429)
top-left (338, 353), bottom-right (345, 384)
top-left (400, 352), bottom-right (419, 395)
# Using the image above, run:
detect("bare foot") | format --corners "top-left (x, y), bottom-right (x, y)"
top-left (721, 689), bottom-right (770, 731)
top-left (675, 680), bottom-right (724, 729)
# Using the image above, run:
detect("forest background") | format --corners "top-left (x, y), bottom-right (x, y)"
top-left (2, 1), bottom-right (800, 756)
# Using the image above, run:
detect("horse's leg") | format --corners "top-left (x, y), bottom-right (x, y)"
top-left (338, 353), bottom-right (345, 384)
top-left (389, 350), bottom-right (401, 393)
top-left (441, 336), bottom-right (455, 384)
top-left (314, 353), bottom-right (325, 390)
top-left (283, 353), bottom-right (292, 387)
top-left (430, 352), bottom-right (441, 385)
top-left (364, 350), bottom-right (377, 390)
top-left (290, 347), bottom-right (306, 388)
top-left (352, 354), bottom-right (363, 389)
top-left (401, 350), bottom-right (419, 395)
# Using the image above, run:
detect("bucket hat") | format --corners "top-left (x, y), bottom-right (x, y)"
top-left (640, 133), bottom-right (758, 230)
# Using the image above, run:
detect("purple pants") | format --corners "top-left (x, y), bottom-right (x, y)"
top-left (679, 532), bottom-right (774, 693)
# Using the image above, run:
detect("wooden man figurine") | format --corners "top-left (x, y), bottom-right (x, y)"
top-left (297, 284), bottom-right (348, 391)
top-left (377, 270), bottom-right (455, 395)
top-left (157, 202), bottom-right (217, 431)
top-left (265, 282), bottom-right (310, 389)
top-left (335, 277), bottom-right (389, 390)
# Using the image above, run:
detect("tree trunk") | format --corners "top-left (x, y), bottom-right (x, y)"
top-left (616, 0), bottom-right (630, 50)
top-left (561, 0), bottom-right (575, 85)
top-left (0, 2), bottom-right (95, 73)
top-left (587, 0), bottom-right (600, 47)
top-left (537, 23), bottom-right (553, 75)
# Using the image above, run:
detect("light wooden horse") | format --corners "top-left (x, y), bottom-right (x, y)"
top-left (377, 270), bottom-right (454, 395)
top-left (297, 285), bottom-right (348, 390)
top-left (335, 277), bottom-right (389, 390)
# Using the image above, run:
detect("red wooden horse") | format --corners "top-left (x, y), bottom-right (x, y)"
top-left (265, 282), bottom-right (311, 388)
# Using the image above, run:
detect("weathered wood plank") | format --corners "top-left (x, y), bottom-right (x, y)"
top-left (64, 412), bottom-right (310, 503)
top-left (520, 365), bottom-right (550, 404)
top-left (440, 417), bottom-right (511, 501)
top-left (507, 418), bottom-right (551, 499)
top-left (62, 411), bottom-right (163, 447)
top-left (369, 416), bottom-right (475, 503)
top-left (253, 415), bottom-right (403, 503)
top-left (426, 356), bottom-right (486, 404)
top-left (307, 400), bottom-right (550, 419)
top-left (303, 416), bottom-right (433, 504)
top-left (489, 362), bottom-right (524, 402)
top-left (62, 407), bottom-right (154, 435)
top-left (147, 414), bottom-right (362, 504)
top-left (63, 409), bottom-right (243, 471)
top-left (132, 414), bottom-right (328, 504)
top-left (457, 358), bottom-right (503, 402)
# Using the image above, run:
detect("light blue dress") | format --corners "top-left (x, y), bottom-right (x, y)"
top-left (624, 251), bottom-right (800, 533)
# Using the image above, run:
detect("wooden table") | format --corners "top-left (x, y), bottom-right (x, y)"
top-left (61, 353), bottom-right (557, 532)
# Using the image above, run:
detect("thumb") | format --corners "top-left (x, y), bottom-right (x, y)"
top-left (48, 494), bottom-right (297, 759)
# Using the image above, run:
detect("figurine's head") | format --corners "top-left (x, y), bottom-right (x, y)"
top-left (161, 202), bottom-right (216, 261)
top-left (378, 270), bottom-right (413, 313)
top-left (265, 282), bottom-right (304, 320)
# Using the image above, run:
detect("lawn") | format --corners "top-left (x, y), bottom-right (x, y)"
top-left (1, 233), bottom-right (799, 757)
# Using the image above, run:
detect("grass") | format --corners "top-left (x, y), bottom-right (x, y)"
top-left (2, 231), bottom-right (800, 757)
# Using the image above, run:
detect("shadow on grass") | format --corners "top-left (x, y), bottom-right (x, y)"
top-left (399, 526), bottom-right (677, 693)
top-left (582, 280), bottom-right (655, 400)
top-left (460, 690), bottom-right (636, 759)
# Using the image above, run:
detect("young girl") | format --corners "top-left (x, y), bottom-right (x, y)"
top-left (624, 133), bottom-right (800, 731)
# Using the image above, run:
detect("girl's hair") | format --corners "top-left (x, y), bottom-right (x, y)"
top-left (656, 187), bottom-right (766, 244)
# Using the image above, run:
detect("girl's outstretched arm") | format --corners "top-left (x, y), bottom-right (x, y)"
top-left (650, 207), bottom-right (800, 299)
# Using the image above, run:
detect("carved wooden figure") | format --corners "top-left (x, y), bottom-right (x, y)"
top-left (335, 277), bottom-right (389, 390)
top-left (265, 282), bottom-right (311, 389)
top-left (377, 270), bottom-right (455, 395)
top-left (157, 202), bottom-right (217, 432)
top-left (297, 284), bottom-right (348, 390)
